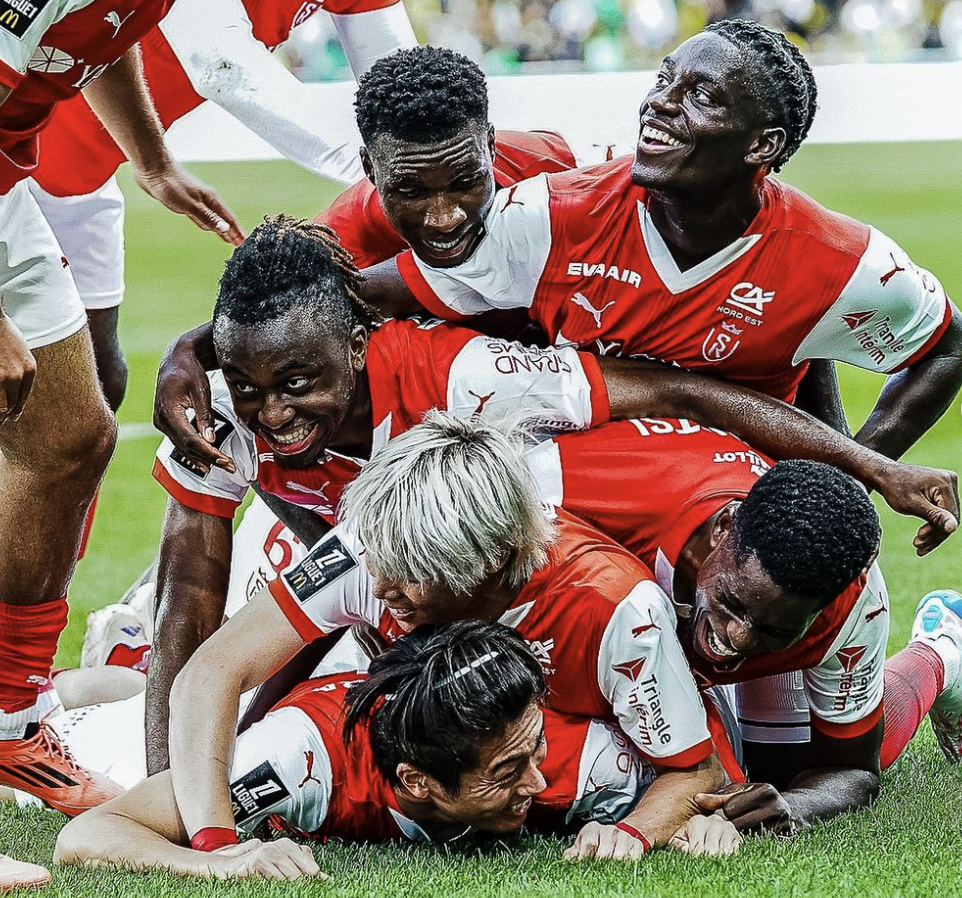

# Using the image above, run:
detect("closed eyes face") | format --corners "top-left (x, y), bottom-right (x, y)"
top-left (690, 535), bottom-right (819, 670)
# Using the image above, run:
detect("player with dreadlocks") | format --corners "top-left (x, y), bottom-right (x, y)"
top-left (345, 22), bottom-right (960, 462)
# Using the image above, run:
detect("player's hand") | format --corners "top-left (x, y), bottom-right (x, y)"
top-left (133, 161), bottom-right (244, 246)
top-left (563, 821), bottom-right (650, 862)
top-left (874, 462), bottom-right (959, 556)
top-left (210, 838), bottom-right (326, 881)
top-left (694, 783), bottom-right (806, 836)
top-left (667, 813), bottom-right (742, 857)
top-left (0, 309), bottom-right (37, 426)
top-left (153, 328), bottom-right (235, 474)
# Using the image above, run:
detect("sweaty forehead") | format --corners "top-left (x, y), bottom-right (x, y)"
top-left (664, 32), bottom-right (767, 104)
top-left (215, 308), bottom-right (334, 369)
top-left (374, 125), bottom-right (489, 183)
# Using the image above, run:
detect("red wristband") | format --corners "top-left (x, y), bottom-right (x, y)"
top-left (615, 821), bottom-right (652, 851)
top-left (190, 827), bottom-right (239, 852)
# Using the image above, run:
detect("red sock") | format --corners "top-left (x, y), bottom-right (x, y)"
top-left (0, 598), bottom-right (68, 713)
top-left (77, 488), bottom-right (100, 561)
top-left (880, 642), bottom-right (944, 770)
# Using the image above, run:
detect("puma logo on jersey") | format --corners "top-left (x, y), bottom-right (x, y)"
top-left (103, 9), bottom-right (134, 37)
top-left (298, 751), bottom-right (325, 789)
top-left (630, 622), bottom-right (660, 637)
top-left (567, 262), bottom-right (642, 289)
top-left (880, 253), bottom-right (906, 286)
top-left (468, 390), bottom-right (496, 416)
top-left (501, 185), bottom-right (525, 212)
top-left (286, 480), bottom-right (332, 505)
top-left (865, 603), bottom-right (888, 622)
top-left (571, 293), bottom-right (616, 329)
top-left (726, 282), bottom-right (775, 316)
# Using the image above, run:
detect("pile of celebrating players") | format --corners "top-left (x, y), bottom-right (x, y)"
top-left (0, 0), bottom-right (960, 887)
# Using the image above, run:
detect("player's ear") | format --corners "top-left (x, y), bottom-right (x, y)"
top-left (745, 127), bottom-right (786, 168)
top-left (349, 326), bottom-right (369, 373)
top-left (360, 146), bottom-right (375, 185)
top-left (396, 763), bottom-right (431, 799)
top-left (711, 503), bottom-right (738, 548)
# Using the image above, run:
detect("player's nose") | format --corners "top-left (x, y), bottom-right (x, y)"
top-left (257, 393), bottom-right (294, 429)
top-left (423, 201), bottom-right (467, 233)
top-left (726, 619), bottom-right (757, 654)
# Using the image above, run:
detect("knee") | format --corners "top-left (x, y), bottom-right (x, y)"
top-left (61, 402), bottom-right (117, 480)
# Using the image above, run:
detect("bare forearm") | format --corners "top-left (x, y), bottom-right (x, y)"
top-left (56, 810), bottom-right (222, 877)
top-left (782, 767), bottom-right (879, 826)
top-left (621, 757), bottom-right (723, 847)
top-left (359, 259), bottom-right (426, 319)
top-left (81, 45), bottom-right (169, 173)
top-left (601, 358), bottom-right (894, 490)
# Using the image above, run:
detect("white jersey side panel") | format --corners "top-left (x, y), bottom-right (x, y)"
top-left (595, 580), bottom-right (711, 764)
top-left (793, 227), bottom-right (950, 372)
top-left (446, 335), bottom-right (598, 432)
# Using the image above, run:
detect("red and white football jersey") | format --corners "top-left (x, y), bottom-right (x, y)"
top-left (316, 130), bottom-right (577, 270)
top-left (525, 418), bottom-right (889, 739)
top-left (152, 318), bottom-right (609, 526)
top-left (0, 0), bottom-right (170, 192)
top-left (230, 673), bottom-right (656, 841)
top-left (267, 511), bottom-right (715, 769)
top-left (397, 157), bottom-right (953, 403)
top-left (30, 0), bottom-right (402, 196)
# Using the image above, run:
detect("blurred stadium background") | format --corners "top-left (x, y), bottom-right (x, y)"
top-left (276, 0), bottom-right (962, 81)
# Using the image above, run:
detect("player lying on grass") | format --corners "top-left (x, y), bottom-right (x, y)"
top-left (348, 23), bottom-right (961, 461)
top-left (28, 0), bottom-right (416, 414)
top-left (54, 621), bottom-right (741, 879)
top-left (144, 216), bottom-right (958, 775)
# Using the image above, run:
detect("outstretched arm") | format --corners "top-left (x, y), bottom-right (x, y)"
top-left (600, 356), bottom-right (960, 554)
top-left (82, 46), bottom-right (243, 244)
top-left (168, 589), bottom-right (305, 840)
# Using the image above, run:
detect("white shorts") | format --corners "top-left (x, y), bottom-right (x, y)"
top-left (0, 181), bottom-right (87, 350)
top-left (27, 177), bottom-right (125, 311)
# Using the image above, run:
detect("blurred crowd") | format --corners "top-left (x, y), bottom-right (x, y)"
top-left (280, 0), bottom-right (962, 78)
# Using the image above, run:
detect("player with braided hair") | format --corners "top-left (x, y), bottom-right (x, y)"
top-left (348, 24), bottom-right (959, 462)
top-left (54, 622), bottom-right (739, 877)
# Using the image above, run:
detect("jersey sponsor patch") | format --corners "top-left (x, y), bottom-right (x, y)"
top-left (282, 534), bottom-right (357, 603)
top-left (0, 0), bottom-right (50, 38)
top-left (230, 761), bottom-right (290, 825)
top-left (169, 412), bottom-right (234, 478)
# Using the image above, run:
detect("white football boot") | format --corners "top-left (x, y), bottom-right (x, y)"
top-left (910, 589), bottom-right (962, 763)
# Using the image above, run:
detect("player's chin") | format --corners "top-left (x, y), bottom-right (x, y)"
top-left (488, 798), bottom-right (534, 833)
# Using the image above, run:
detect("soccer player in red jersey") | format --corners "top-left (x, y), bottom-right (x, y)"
top-left (56, 623), bottom-right (739, 876)
top-left (29, 0), bottom-right (416, 413)
top-left (152, 46), bottom-right (583, 453)
top-left (359, 22), bottom-right (961, 460)
top-left (0, 0), bottom-right (247, 846)
top-left (143, 217), bottom-right (956, 774)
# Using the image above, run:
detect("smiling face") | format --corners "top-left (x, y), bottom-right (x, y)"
top-left (363, 122), bottom-right (498, 268)
top-left (689, 532), bottom-right (820, 670)
top-left (420, 701), bottom-right (548, 833)
top-left (631, 32), bottom-right (785, 195)
top-left (215, 308), bottom-right (368, 469)
top-left (371, 572), bottom-right (475, 633)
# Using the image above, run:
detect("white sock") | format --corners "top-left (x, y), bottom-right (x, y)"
top-left (0, 704), bottom-right (39, 740)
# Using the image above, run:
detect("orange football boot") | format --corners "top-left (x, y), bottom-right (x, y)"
top-left (0, 723), bottom-right (122, 816)
top-left (0, 855), bottom-right (51, 892)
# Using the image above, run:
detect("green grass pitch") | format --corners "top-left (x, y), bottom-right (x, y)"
top-left (2, 141), bottom-right (962, 896)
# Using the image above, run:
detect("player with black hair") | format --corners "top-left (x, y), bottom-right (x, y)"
top-left (54, 621), bottom-right (738, 876)
top-left (344, 23), bottom-right (960, 464)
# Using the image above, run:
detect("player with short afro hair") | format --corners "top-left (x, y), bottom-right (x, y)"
top-left (354, 46), bottom-right (489, 147)
top-left (732, 460), bottom-right (881, 609)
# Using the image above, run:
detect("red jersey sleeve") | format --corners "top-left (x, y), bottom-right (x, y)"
top-left (315, 180), bottom-right (407, 270)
